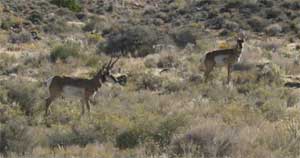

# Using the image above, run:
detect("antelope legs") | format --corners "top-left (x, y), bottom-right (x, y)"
top-left (204, 62), bottom-right (214, 83)
top-left (85, 98), bottom-right (91, 114)
top-left (227, 64), bottom-right (232, 84)
top-left (45, 98), bottom-right (52, 116)
top-left (81, 98), bottom-right (91, 116)
top-left (204, 63), bottom-right (233, 84)
top-left (45, 96), bottom-right (56, 116)
top-left (80, 99), bottom-right (85, 115)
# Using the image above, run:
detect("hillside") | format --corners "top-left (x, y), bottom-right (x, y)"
top-left (1, 0), bottom-right (300, 158)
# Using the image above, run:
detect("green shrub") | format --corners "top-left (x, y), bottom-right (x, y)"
top-left (9, 31), bottom-right (32, 44)
top-left (6, 82), bottom-right (39, 116)
top-left (163, 80), bottom-right (184, 94)
top-left (260, 99), bottom-right (286, 122)
top-left (157, 54), bottom-right (179, 69)
top-left (82, 17), bottom-right (107, 33)
top-left (43, 19), bottom-right (76, 34)
top-left (265, 8), bottom-right (282, 19)
top-left (265, 24), bottom-right (282, 36)
top-left (247, 16), bottom-right (268, 32)
top-left (100, 25), bottom-right (159, 57)
top-left (173, 28), bottom-right (197, 48)
top-left (171, 120), bottom-right (235, 157)
top-left (151, 115), bottom-right (186, 147)
top-left (0, 118), bottom-right (36, 155)
top-left (136, 73), bottom-right (163, 91)
top-left (50, 0), bottom-right (82, 12)
top-left (27, 11), bottom-right (43, 25)
top-left (50, 42), bottom-right (80, 62)
top-left (83, 21), bottom-right (97, 32)
top-left (255, 62), bottom-right (282, 85)
top-left (86, 33), bottom-right (105, 45)
top-left (144, 56), bottom-right (158, 68)
top-left (282, 1), bottom-right (300, 10)
top-left (116, 129), bottom-right (140, 149)
top-left (116, 114), bottom-right (185, 150)
top-left (0, 16), bottom-right (23, 30)
top-left (48, 127), bottom-right (96, 148)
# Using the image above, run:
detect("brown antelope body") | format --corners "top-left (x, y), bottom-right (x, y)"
top-left (204, 37), bottom-right (244, 84)
top-left (45, 58), bottom-right (123, 116)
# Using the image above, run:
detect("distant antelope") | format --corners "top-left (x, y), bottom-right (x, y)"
top-left (203, 35), bottom-right (245, 84)
top-left (45, 57), bottom-right (125, 116)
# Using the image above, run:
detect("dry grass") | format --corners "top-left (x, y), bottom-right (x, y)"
top-left (1, 21), bottom-right (300, 158)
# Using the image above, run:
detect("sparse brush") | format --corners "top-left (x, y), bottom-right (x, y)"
top-left (0, 118), bottom-right (37, 155)
top-left (50, 41), bottom-right (81, 62)
top-left (5, 81), bottom-right (39, 116)
top-left (9, 31), bottom-right (32, 44)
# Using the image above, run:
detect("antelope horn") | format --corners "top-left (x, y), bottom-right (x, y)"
top-left (106, 57), bottom-right (113, 69)
top-left (110, 57), bottom-right (120, 69)
top-left (101, 62), bottom-right (107, 71)
top-left (103, 58), bottom-right (112, 69)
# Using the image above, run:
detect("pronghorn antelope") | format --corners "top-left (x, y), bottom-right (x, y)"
top-left (203, 35), bottom-right (245, 84)
top-left (45, 57), bottom-right (125, 116)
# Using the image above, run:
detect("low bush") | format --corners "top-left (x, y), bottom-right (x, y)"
top-left (9, 31), bottom-right (32, 44)
top-left (86, 33), bottom-right (105, 45)
top-left (173, 28), bottom-right (197, 48)
top-left (157, 54), bottom-right (179, 69)
top-left (0, 15), bottom-right (23, 30)
top-left (247, 16), bottom-right (268, 32)
top-left (82, 17), bottom-right (107, 33)
top-left (163, 80), bottom-right (184, 94)
top-left (43, 19), bottom-right (74, 34)
top-left (6, 81), bottom-right (39, 116)
top-left (48, 126), bottom-right (96, 148)
top-left (260, 99), bottom-right (286, 122)
top-left (27, 11), bottom-right (43, 25)
top-left (144, 56), bottom-right (159, 68)
top-left (0, 118), bottom-right (36, 155)
top-left (265, 8), bottom-right (283, 19)
top-left (50, 0), bottom-right (82, 12)
top-left (282, 1), bottom-right (300, 10)
top-left (99, 25), bottom-right (159, 57)
top-left (136, 73), bottom-right (163, 91)
top-left (50, 41), bottom-right (81, 62)
top-left (116, 114), bottom-right (185, 150)
top-left (265, 24), bottom-right (283, 36)
top-left (116, 129), bottom-right (140, 149)
top-left (171, 119), bottom-right (235, 157)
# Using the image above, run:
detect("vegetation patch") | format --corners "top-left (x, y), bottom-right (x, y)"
top-left (50, 41), bottom-right (81, 62)
top-left (99, 25), bottom-right (160, 57)
top-left (50, 0), bottom-right (82, 12)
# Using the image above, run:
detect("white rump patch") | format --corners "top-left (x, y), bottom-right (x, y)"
top-left (46, 77), bottom-right (54, 97)
top-left (46, 77), bottom-right (54, 89)
top-left (214, 55), bottom-right (229, 66)
top-left (62, 86), bottom-right (85, 98)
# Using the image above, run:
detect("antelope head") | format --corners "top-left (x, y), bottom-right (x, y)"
top-left (95, 57), bottom-right (127, 86)
top-left (236, 32), bottom-right (246, 49)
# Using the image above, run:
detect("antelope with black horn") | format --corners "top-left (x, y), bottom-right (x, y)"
top-left (45, 57), bottom-right (125, 116)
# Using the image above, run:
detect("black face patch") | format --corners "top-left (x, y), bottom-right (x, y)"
top-left (237, 38), bottom-right (244, 43)
top-left (116, 75), bottom-right (127, 86)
